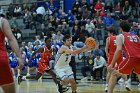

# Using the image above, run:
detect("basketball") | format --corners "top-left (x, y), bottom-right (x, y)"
top-left (85, 37), bottom-right (96, 47)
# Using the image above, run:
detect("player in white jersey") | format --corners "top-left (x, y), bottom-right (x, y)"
top-left (54, 34), bottom-right (94, 93)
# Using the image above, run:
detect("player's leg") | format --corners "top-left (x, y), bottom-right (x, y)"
top-left (45, 69), bottom-right (58, 84)
top-left (137, 74), bottom-right (140, 87)
top-left (26, 72), bottom-right (42, 80)
top-left (1, 83), bottom-right (16, 93)
top-left (105, 72), bottom-right (111, 92)
top-left (108, 70), bottom-right (119, 93)
top-left (69, 78), bottom-right (77, 93)
top-left (133, 58), bottom-right (140, 87)
top-left (121, 74), bottom-right (131, 91)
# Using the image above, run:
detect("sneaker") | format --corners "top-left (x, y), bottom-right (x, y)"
top-left (125, 82), bottom-right (131, 91)
top-left (105, 84), bottom-right (108, 92)
top-left (26, 73), bottom-right (30, 76)
top-left (118, 78), bottom-right (124, 84)
top-left (57, 81), bottom-right (63, 93)
top-left (81, 77), bottom-right (87, 81)
top-left (62, 86), bottom-right (69, 92)
top-left (18, 76), bottom-right (22, 85)
top-left (90, 76), bottom-right (94, 81)
top-left (138, 83), bottom-right (140, 87)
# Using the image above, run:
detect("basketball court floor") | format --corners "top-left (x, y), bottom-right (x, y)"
top-left (0, 79), bottom-right (140, 93)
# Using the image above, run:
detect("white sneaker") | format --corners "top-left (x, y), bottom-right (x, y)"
top-left (90, 76), bottom-right (94, 81)
top-left (124, 81), bottom-right (131, 91)
top-left (26, 73), bottom-right (30, 76)
top-left (81, 77), bottom-right (88, 81)
top-left (138, 83), bottom-right (140, 87)
top-left (118, 78), bottom-right (124, 84)
top-left (105, 85), bottom-right (108, 92)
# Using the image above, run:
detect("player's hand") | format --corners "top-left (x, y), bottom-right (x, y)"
top-left (107, 64), bottom-right (114, 73)
top-left (17, 58), bottom-right (24, 69)
top-left (106, 52), bottom-right (109, 57)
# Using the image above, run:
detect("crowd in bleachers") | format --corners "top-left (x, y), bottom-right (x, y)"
top-left (1, 0), bottom-right (140, 82)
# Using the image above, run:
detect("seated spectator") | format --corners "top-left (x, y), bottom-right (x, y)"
top-left (100, 7), bottom-right (106, 18)
top-left (104, 0), bottom-right (113, 13)
top-left (130, 22), bottom-right (139, 35)
top-left (10, 17), bottom-right (18, 28)
top-left (94, 0), bottom-right (104, 12)
top-left (114, 2), bottom-right (122, 19)
top-left (94, 19), bottom-right (106, 42)
top-left (92, 44), bottom-right (105, 57)
top-left (72, 0), bottom-right (82, 15)
top-left (75, 7), bottom-right (83, 20)
top-left (103, 13), bottom-right (115, 28)
top-left (81, 51), bottom-right (95, 81)
top-left (121, 0), bottom-right (132, 20)
top-left (23, 9), bottom-right (32, 29)
top-left (36, 5), bottom-right (45, 23)
top-left (92, 53), bottom-right (106, 80)
top-left (85, 19), bottom-right (95, 37)
top-left (14, 4), bottom-right (22, 18)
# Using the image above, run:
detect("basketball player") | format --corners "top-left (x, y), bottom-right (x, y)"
top-left (18, 37), bottom-right (64, 93)
top-left (108, 21), bottom-right (140, 93)
top-left (0, 17), bottom-right (23, 93)
top-left (54, 34), bottom-right (94, 93)
top-left (105, 26), bottom-right (130, 92)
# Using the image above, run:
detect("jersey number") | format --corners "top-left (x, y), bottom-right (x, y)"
top-left (114, 40), bottom-right (117, 45)
top-left (127, 36), bottom-right (138, 42)
top-left (65, 54), bottom-right (69, 62)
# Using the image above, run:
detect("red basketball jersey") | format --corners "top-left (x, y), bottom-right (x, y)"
top-left (108, 36), bottom-right (123, 67)
top-left (108, 36), bottom-right (117, 55)
top-left (40, 46), bottom-right (52, 63)
top-left (122, 33), bottom-right (140, 58)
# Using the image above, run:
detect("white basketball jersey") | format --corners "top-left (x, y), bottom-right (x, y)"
top-left (55, 45), bottom-right (72, 69)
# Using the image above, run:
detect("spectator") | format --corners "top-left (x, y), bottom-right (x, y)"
top-left (14, 4), bottom-right (22, 18)
top-left (92, 53), bottom-right (106, 80)
top-left (72, 0), bottom-right (82, 15)
top-left (94, 0), bottom-right (104, 12)
top-left (94, 19), bottom-right (106, 42)
top-left (75, 7), bottom-right (83, 20)
top-left (85, 19), bottom-right (95, 37)
top-left (104, 0), bottom-right (114, 13)
top-left (36, 5), bottom-right (45, 23)
top-left (81, 51), bottom-right (95, 81)
top-left (121, 0), bottom-right (132, 20)
top-left (103, 13), bottom-right (115, 27)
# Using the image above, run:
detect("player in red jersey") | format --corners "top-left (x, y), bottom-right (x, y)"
top-left (108, 21), bottom-right (140, 93)
top-left (0, 17), bottom-right (23, 93)
top-left (18, 37), bottom-right (67, 93)
top-left (105, 26), bottom-right (130, 92)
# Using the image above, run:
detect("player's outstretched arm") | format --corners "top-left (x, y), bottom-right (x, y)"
top-left (60, 45), bottom-right (94, 55)
top-left (28, 48), bottom-right (43, 63)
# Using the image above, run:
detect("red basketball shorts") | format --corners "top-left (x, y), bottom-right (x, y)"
top-left (107, 55), bottom-right (123, 69)
top-left (38, 62), bottom-right (50, 74)
top-left (118, 57), bottom-right (140, 74)
top-left (0, 56), bottom-right (14, 85)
